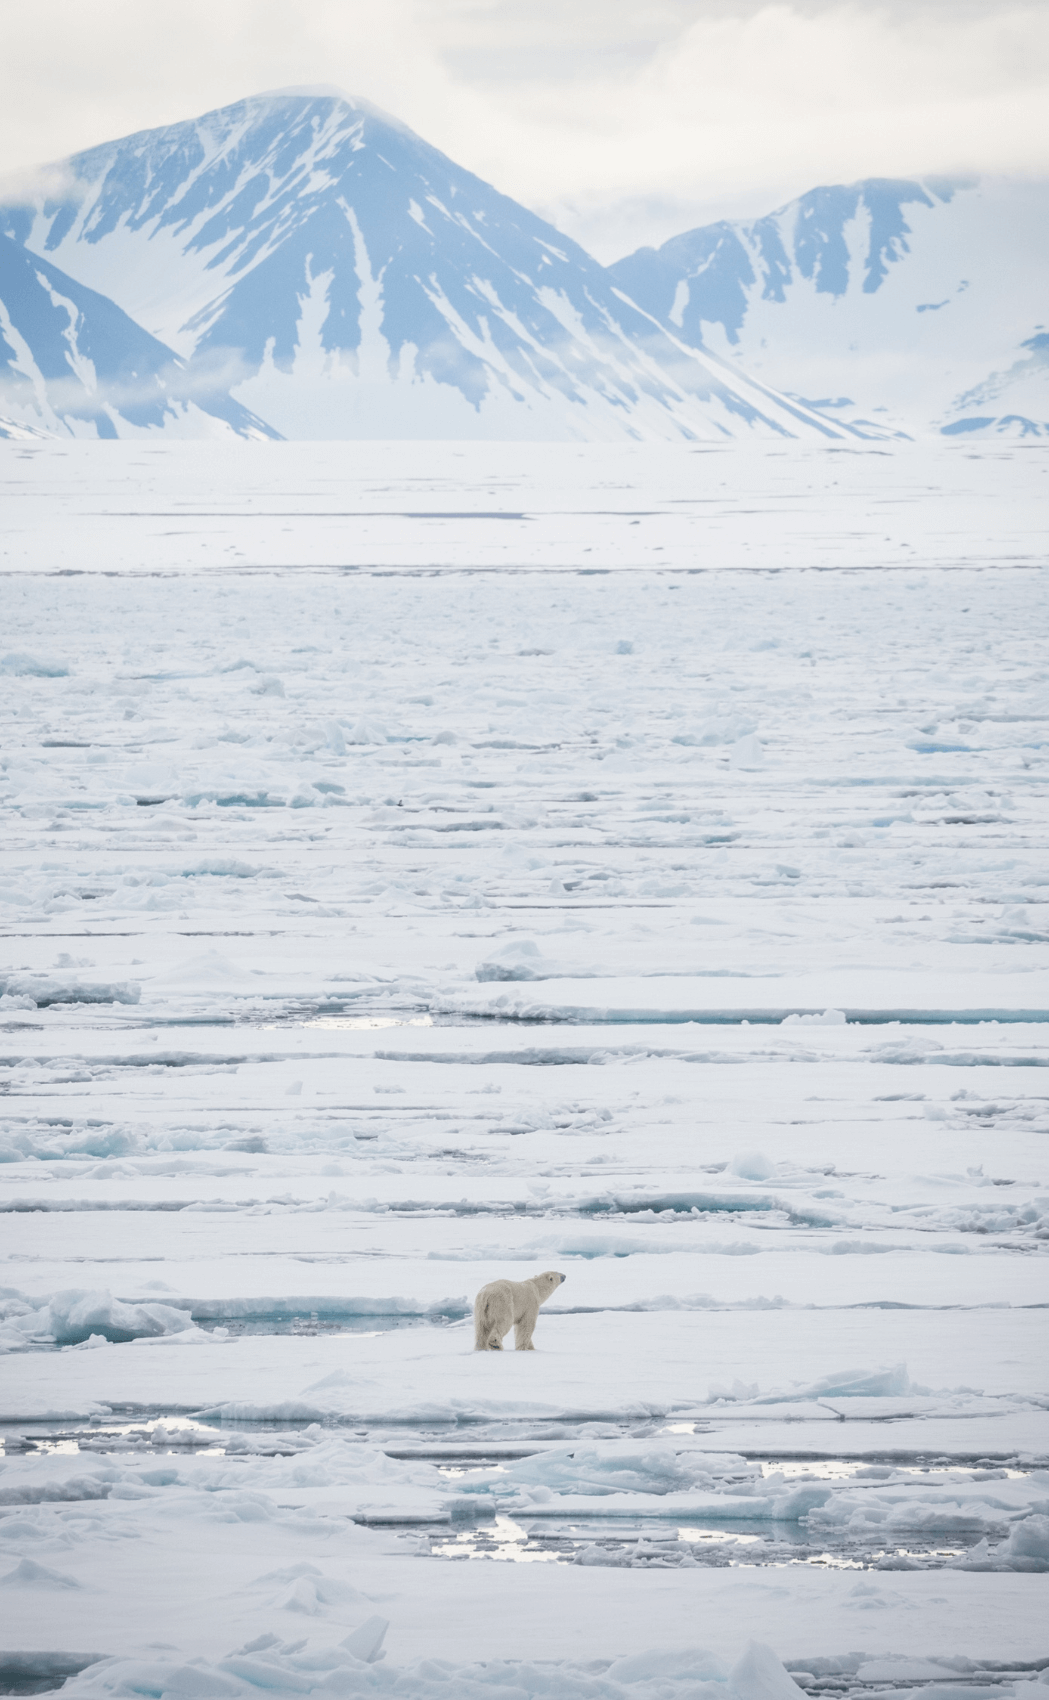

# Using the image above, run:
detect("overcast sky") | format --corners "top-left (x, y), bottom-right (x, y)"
top-left (3, 0), bottom-right (1048, 260)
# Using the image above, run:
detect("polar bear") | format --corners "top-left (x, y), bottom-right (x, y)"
top-left (473, 1271), bottom-right (565, 1351)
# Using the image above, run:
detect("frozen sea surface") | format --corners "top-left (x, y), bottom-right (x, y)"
top-left (0, 439), bottom-right (1046, 1695)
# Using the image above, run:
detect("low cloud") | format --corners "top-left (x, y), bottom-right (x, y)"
top-left (0, 344), bottom-right (262, 426)
top-left (444, 0), bottom-right (1049, 257)
top-left (0, 0), bottom-right (1046, 261)
top-left (0, 161), bottom-right (84, 209)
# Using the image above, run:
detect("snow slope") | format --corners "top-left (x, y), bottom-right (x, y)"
top-left (0, 235), bottom-right (277, 440)
top-left (0, 91), bottom-right (863, 443)
top-left (610, 177), bottom-right (1049, 439)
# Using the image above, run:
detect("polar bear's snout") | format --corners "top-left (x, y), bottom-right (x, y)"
top-left (473, 1269), bottom-right (566, 1351)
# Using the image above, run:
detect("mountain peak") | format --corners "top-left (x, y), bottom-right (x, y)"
top-left (255, 83), bottom-right (354, 102)
top-left (205, 85), bottom-right (414, 132)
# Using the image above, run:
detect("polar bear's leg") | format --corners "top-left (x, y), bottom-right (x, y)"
top-left (474, 1285), bottom-right (513, 1349)
top-left (514, 1299), bottom-right (539, 1350)
top-left (484, 1301), bottom-right (510, 1348)
top-left (481, 1311), bottom-right (505, 1349)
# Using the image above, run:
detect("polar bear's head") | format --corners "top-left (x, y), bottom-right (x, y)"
top-left (531, 1270), bottom-right (566, 1301)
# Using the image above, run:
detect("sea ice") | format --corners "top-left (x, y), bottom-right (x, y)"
top-left (0, 438), bottom-right (1045, 1682)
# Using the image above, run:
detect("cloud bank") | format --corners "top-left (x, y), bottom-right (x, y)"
top-left (1, 0), bottom-right (1047, 258)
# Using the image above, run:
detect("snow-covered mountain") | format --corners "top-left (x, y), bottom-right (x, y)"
top-left (609, 177), bottom-right (1049, 439)
top-left (0, 91), bottom-right (862, 442)
top-left (0, 233), bottom-right (277, 439)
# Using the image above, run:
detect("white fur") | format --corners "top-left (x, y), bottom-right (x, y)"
top-left (473, 1270), bottom-right (565, 1351)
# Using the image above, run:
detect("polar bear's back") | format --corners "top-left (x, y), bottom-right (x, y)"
top-left (476, 1276), bottom-right (534, 1309)
top-left (472, 1276), bottom-right (530, 1327)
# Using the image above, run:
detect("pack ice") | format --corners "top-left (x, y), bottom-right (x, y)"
top-left (0, 433), bottom-right (1047, 1690)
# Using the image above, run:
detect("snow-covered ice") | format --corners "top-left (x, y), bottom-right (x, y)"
top-left (0, 437), bottom-right (1046, 1692)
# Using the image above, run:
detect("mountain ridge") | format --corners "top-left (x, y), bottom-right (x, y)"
top-left (6, 93), bottom-right (1039, 443)
top-left (0, 91), bottom-right (868, 443)
top-left (609, 175), bottom-right (1049, 438)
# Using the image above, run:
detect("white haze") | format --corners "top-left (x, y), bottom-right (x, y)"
top-left (1, 0), bottom-right (1048, 258)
